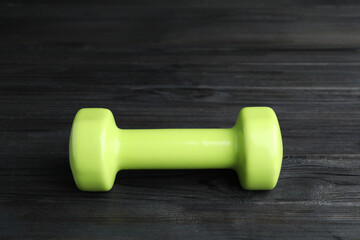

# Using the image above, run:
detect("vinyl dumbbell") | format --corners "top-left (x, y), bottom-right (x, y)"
top-left (69, 107), bottom-right (283, 191)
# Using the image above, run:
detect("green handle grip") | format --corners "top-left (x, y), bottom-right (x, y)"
top-left (70, 107), bottom-right (283, 192)
top-left (120, 128), bottom-right (236, 170)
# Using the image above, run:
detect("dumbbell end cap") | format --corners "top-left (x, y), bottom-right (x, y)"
top-left (235, 107), bottom-right (283, 190)
top-left (69, 108), bottom-right (119, 191)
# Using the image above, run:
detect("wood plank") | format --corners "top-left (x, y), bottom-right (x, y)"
top-left (0, 0), bottom-right (359, 239)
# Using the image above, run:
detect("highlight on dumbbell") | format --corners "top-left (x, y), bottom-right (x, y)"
top-left (69, 107), bottom-right (283, 191)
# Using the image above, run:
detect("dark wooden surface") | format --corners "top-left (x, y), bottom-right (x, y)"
top-left (1, 0), bottom-right (360, 239)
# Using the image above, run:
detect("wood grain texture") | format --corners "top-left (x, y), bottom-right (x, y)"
top-left (0, 0), bottom-right (360, 239)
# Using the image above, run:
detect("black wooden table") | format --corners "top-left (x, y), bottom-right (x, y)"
top-left (1, 1), bottom-right (359, 239)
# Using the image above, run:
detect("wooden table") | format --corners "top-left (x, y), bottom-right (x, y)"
top-left (1, 0), bottom-right (359, 239)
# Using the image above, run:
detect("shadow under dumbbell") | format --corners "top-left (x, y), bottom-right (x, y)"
top-left (117, 169), bottom-right (240, 188)
top-left (109, 169), bottom-right (271, 200)
top-left (51, 157), bottom-right (270, 202)
top-left (52, 158), bottom-right (275, 203)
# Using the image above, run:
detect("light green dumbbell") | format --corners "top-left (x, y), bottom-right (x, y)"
top-left (69, 107), bottom-right (283, 191)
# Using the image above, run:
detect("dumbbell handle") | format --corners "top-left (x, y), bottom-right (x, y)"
top-left (118, 128), bottom-right (237, 170)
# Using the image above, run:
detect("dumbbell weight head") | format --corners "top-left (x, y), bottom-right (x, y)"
top-left (69, 107), bottom-right (282, 191)
top-left (69, 108), bottom-right (119, 191)
top-left (234, 107), bottom-right (282, 190)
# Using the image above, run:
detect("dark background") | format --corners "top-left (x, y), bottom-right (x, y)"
top-left (1, 0), bottom-right (360, 239)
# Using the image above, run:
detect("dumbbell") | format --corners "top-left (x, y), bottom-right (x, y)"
top-left (69, 107), bottom-right (283, 191)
